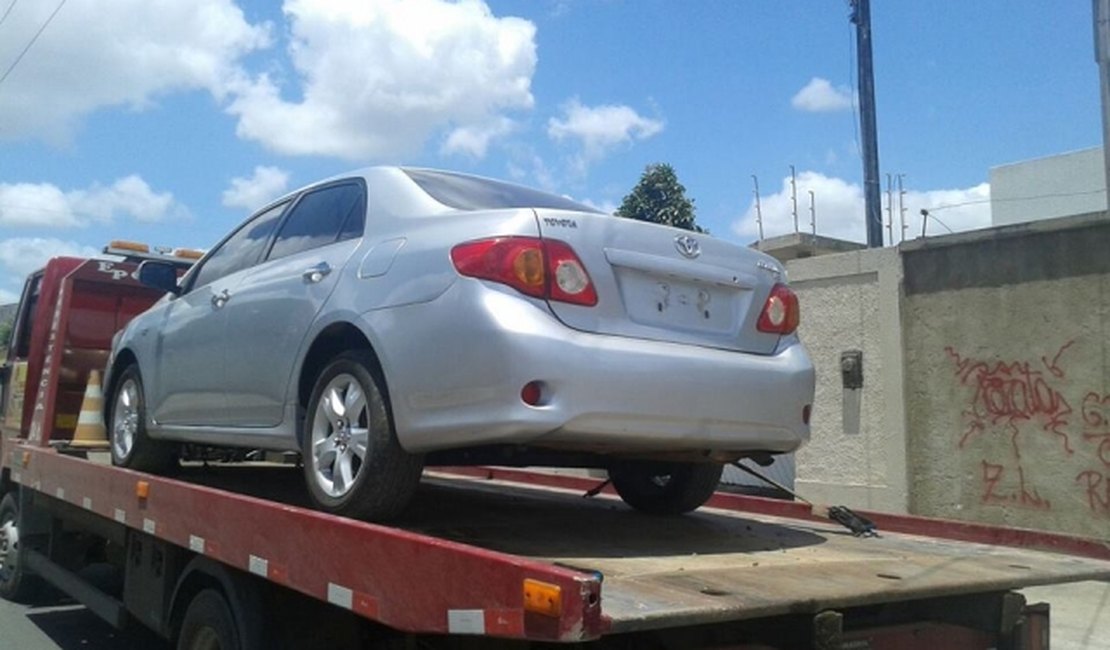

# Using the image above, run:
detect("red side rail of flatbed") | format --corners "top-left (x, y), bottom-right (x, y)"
top-left (5, 445), bottom-right (605, 642)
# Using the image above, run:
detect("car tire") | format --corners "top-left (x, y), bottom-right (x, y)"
top-left (109, 365), bottom-right (177, 473)
top-left (302, 350), bottom-right (423, 521)
top-left (609, 460), bottom-right (723, 515)
top-left (0, 493), bottom-right (41, 602)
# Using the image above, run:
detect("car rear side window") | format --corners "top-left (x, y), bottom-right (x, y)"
top-left (402, 168), bottom-right (602, 213)
top-left (267, 182), bottom-right (366, 262)
top-left (191, 201), bottom-right (289, 290)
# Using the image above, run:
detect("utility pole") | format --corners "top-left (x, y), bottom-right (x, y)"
top-left (1095, 0), bottom-right (1110, 207)
top-left (751, 175), bottom-right (764, 240)
top-left (897, 174), bottom-right (907, 243)
top-left (789, 165), bottom-right (799, 233)
top-left (808, 190), bottom-right (816, 235)
top-left (885, 173), bottom-right (893, 245)
top-left (851, 0), bottom-right (883, 247)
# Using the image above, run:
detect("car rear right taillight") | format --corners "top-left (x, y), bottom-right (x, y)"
top-left (756, 283), bottom-right (799, 335)
top-left (450, 236), bottom-right (598, 306)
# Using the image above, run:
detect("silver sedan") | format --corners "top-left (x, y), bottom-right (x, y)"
top-left (106, 167), bottom-right (814, 520)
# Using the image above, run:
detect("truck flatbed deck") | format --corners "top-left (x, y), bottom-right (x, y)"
top-left (10, 445), bottom-right (1109, 645)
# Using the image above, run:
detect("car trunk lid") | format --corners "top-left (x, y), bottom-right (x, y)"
top-left (534, 209), bottom-right (786, 355)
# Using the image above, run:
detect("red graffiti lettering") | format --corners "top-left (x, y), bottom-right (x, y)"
top-left (1075, 471), bottom-right (1110, 515)
top-left (1080, 393), bottom-right (1110, 468)
top-left (1042, 340), bottom-right (1075, 378)
top-left (980, 460), bottom-right (1050, 510)
top-left (1081, 392), bottom-right (1110, 428)
top-left (1016, 465), bottom-right (1049, 509)
top-left (981, 460), bottom-right (1006, 504)
top-left (946, 342), bottom-right (1075, 458)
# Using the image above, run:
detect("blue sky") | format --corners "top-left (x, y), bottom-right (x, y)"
top-left (0, 0), bottom-right (1101, 303)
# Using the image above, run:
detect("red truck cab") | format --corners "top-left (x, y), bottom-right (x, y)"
top-left (1, 244), bottom-right (196, 448)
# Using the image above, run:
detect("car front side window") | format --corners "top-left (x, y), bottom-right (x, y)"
top-left (189, 201), bottom-right (290, 290)
top-left (266, 182), bottom-right (366, 262)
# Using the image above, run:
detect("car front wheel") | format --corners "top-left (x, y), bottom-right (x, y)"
top-left (609, 460), bottom-right (723, 515)
top-left (109, 365), bottom-right (177, 473)
top-left (302, 351), bottom-right (423, 521)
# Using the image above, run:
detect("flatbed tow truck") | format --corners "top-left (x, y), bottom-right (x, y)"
top-left (1, 248), bottom-right (1109, 649)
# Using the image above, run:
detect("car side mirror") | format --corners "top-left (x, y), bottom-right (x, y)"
top-left (137, 260), bottom-right (182, 296)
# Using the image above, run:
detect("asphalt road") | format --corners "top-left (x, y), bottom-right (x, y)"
top-left (1, 581), bottom-right (1107, 649)
top-left (0, 593), bottom-right (166, 650)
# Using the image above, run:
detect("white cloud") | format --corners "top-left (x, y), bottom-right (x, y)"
top-left (442, 117), bottom-right (517, 158)
top-left (0, 176), bottom-right (186, 228)
top-left (0, 0), bottom-right (269, 142)
top-left (226, 0), bottom-right (536, 160)
top-left (70, 176), bottom-right (181, 223)
top-left (222, 166), bottom-right (291, 210)
top-left (0, 183), bottom-right (77, 228)
top-left (0, 238), bottom-right (100, 281)
top-left (791, 77), bottom-right (854, 113)
top-left (0, 287), bottom-right (18, 304)
top-left (547, 99), bottom-right (663, 167)
top-left (732, 171), bottom-right (991, 244)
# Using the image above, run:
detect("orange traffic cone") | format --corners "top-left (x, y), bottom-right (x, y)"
top-left (70, 370), bottom-right (109, 448)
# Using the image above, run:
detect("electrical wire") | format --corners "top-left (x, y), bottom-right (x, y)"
top-left (0, 0), bottom-right (66, 89)
top-left (926, 188), bottom-right (1106, 212)
top-left (922, 211), bottom-right (953, 234)
top-left (0, 0), bottom-right (18, 29)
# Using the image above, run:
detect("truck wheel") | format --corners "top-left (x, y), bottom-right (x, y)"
top-left (177, 589), bottom-right (238, 650)
top-left (609, 461), bottom-right (723, 515)
top-left (0, 493), bottom-right (39, 602)
top-left (302, 350), bottom-right (423, 521)
top-left (109, 365), bottom-right (177, 473)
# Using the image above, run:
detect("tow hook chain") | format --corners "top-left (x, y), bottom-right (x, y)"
top-left (729, 461), bottom-right (879, 538)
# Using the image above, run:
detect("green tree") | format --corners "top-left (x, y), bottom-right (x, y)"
top-left (0, 319), bottom-right (10, 352)
top-left (616, 163), bottom-right (704, 232)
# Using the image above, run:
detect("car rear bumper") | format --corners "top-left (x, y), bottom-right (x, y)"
top-left (365, 281), bottom-right (815, 455)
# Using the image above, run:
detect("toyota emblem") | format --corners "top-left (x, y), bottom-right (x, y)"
top-left (674, 234), bottom-right (701, 259)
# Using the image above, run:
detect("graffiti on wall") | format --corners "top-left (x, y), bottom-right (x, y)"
top-left (946, 340), bottom-right (1108, 517)
top-left (1078, 392), bottom-right (1110, 514)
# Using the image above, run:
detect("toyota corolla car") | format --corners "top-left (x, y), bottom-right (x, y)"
top-left (106, 167), bottom-right (814, 521)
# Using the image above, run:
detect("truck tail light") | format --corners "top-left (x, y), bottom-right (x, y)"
top-left (451, 237), bottom-right (598, 306)
top-left (757, 283), bottom-right (799, 335)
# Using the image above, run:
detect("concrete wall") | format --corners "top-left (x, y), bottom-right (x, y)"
top-left (990, 148), bottom-right (1106, 227)
top-left (901, 215), bottom-right (1110, 538)
top-left (787, 247), bottom-right (909, 513)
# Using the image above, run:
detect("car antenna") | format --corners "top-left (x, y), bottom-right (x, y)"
top-left (729, 461), bottom-right (878, 538)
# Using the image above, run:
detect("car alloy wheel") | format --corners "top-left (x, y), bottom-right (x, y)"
top-left (112, 378), bottom-right (141, 461)
top-left (301, 350), bottom-right (423, 521)
top-left (108, 366), bottom-right (176, 473)
top-left (310, 373), bottom-right (371, 498)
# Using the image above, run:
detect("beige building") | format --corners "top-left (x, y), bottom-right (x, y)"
top-left (990, 147), bottom-right (1106, 226)
top-left (762, 212), bottom-right (1110, 539)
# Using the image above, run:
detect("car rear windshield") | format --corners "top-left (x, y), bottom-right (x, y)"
top-left (403, 169), bottom-right (603, 213)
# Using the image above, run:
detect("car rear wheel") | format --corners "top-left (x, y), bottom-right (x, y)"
top-left (109, 365), bottom-right (177, 473)
top-left (302, 350), bottom-right (423, 521)
top-left (609, 460), bottom-right (723, 515)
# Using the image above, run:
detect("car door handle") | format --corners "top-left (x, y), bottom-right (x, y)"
top-left (303, 262), bottom-right (332, 284)
top-left (211, 289), bottom-right (231, 309)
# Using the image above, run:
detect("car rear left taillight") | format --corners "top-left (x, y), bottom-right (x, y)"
top-left (756, 283), bottom-right (799, 335)
top-left (450, 236), bottom-right (598, 306)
